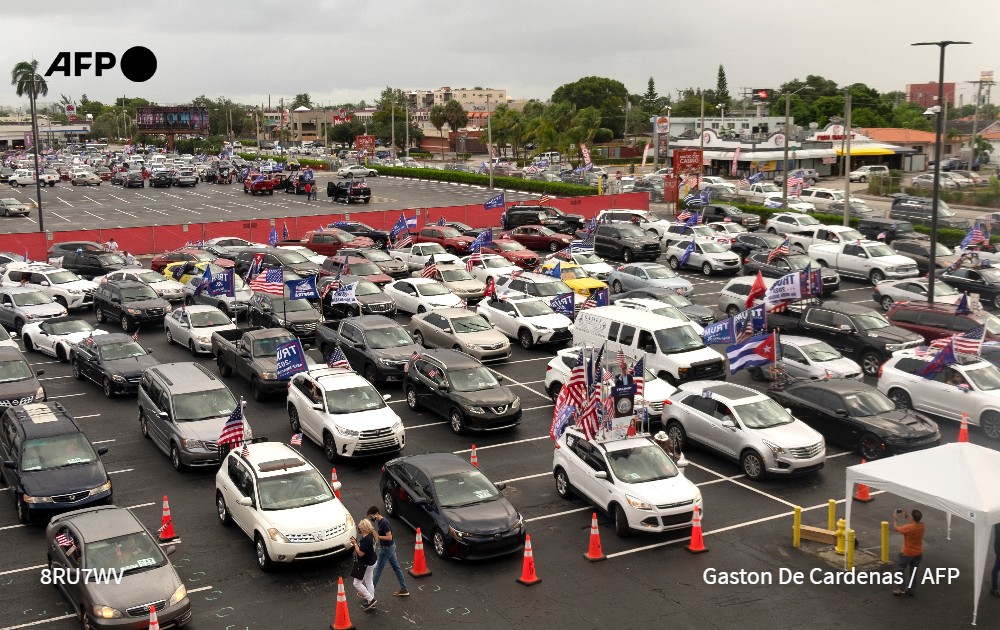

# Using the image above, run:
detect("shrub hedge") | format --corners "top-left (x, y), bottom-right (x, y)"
top-left (372, 166), bottom-right (598, 196)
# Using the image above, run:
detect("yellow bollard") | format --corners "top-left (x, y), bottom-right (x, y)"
top-left (792, 506), bottom-right (802, 548)
top-left (881, 521), bottom-right (890, 563)
top-left (828, 499), bottom-right (836, 532)
top-left (835, 518), bottom-right (846, 555)
top-left (846, 529), bottom-right (856, 570)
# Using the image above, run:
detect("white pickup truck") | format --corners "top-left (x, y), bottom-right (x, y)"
top-left (389, 243), bottom-right (459, 272)
top-left (8, 169), bottom-right (36, 187)
top-left (737, 183), bottom-right (815, 212)
top-left (788, 225), bottom-right (865, 253)
top-left (808, 240), bottom-right (920, 284)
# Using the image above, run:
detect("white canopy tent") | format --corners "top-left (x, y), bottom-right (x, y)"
top-left (845, 443), bottom-right (1000, 625)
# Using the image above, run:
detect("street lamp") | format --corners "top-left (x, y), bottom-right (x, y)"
top-left (912, 40), bottom-right (971, 303)
top-left (717, 104), bottom-right (725, 134)
top-left (781, 86), bottom-right (815, 208)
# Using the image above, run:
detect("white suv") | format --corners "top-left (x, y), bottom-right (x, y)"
top-left (877, 350), bottom-right (1000, 440)
top-left (1, 263), bottom-right (98, 310)
top-left (215, 442), bottom-right (355, 571)
top-left (552, 427), bottom-right (702, 536)
top-left (665, 238), bottom-right (742, 276)
top-left (477, 295), bottom-right (573, 349)
top-left (849, 165), bottom-right (889, 183)
top-left (287, 367), bottom-right (404, 460)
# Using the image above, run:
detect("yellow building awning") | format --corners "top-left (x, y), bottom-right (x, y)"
top-left (836, 146), bottom-right (895, 156)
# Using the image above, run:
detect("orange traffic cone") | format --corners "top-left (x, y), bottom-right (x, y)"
top-left (330, 577), bottom-right (354, 630)
top-left (470, 444), bottom-right (478, 467)
top-left (408, 528), bottom-right (432, 578)
top-left (148, 604), bottom-right (160, 630)
top-left (958, 412), bottom-right (970, 443)
top-left (516, 534), bottom-right (542, 585)
top-left (583, 512), bottom-right (606, 562)
top-left (157, 496), bottom-right (177, 542)
top-left (330, 468), bottom-right (342, 500)
top-left (687, 505), bottom-right (708, 554)
top-left (853, 459), bottom-right (874, 502)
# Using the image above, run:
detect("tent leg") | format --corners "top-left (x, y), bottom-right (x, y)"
top-left (947, 512), bottom-right (952, 541)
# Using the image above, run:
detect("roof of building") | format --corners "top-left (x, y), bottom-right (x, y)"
top-left (859, 128), bottom-right (937, 144)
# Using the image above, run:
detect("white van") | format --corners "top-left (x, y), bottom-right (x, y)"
top-left (573, 306), bottom-right (726, 384)
top-left (536, 151), bottom-right (561, 164)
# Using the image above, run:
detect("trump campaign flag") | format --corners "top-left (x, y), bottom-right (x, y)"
top-left (268, 226), bottom-right (278, 247)
top-left (919, 339), bottom-right (957, 379)
top-left (726, 332), bottom-right (779, 375)
top-left (484, 192), bottom-right (505, 210)
top-left (193, 266), bottom-right (212, 296)
top-left (733, 304), bottom-right (767, 338)
top-left (275, 338), bottom-right (308, 380)
top-left (208, 268), bottom-right (236, 297)
top-left (677, 239), bottom-right (697, 268)
top-left (286, 275), bottom-right (319, 300)
top-left (550, 291), bottom-right (574, 318)
top-left (702, 318), bottom-right (736, 345)
top-left (764, 271), bottom-right (802, 307)
top-left (469, 228), bottom-right (493, 252)
top-left (328, 281), bottom-right (359, 304)
top-left (547, 262), bottom-right (562, 279)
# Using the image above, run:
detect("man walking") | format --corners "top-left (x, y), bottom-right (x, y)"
top-left (367, 506), bottom-right (409, 597)
top-left (893, 509), bottom-right (925, 597)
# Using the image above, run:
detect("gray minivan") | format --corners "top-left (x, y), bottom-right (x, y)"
top-left (138, 362), bottom-right (239, 471)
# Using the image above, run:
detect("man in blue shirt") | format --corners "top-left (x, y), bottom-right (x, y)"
top-left (367, 506), bottom-right (409, 597)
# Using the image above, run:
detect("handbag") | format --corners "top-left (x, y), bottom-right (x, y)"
top-left (350, 554), bottom-right (367, 580)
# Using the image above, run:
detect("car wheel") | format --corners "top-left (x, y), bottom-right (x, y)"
top-left (858, 433), bottom-right (883, 460)
top-left (981, 412), bottom-right (1000, 441)
top-left (405, 386), bottom-right (420, 411)
top-left (94, 306), bottom-right (105, 323)
top-left (859, 176), bottom-right (867, 183)
top-left (170, 443), bottom-right (185, 471)
top-left (217, 354), bottom-right (232, 377)
top-left (363, 362), bottom-right (378, 384)
top-left (622, 248), bottom-right (634, 263)
top-left (323, 431), bottom-right (338, 462)
top-left (120, 315), bottom-right (131, 332)
top-left (767, 228), bottom-right (777, 235)
top-left (288, 406), bottom-right (300, 433)
top-left (188, 340), bottom-right (197, 355)
top-left (184, 295), bottom-right (195, 306)
top-left (547, 381), bottom-right (562, 402)
top-left (725, 305), bottom-right (740, 318)
top-left (702, 262), bottom-right (713, 276)
top-left (665, 420), bottom-right (687, 453)
top-left (417, 305), bottom-right (426, 314)
top-left (740, 450), bottom-right (766, 480)
top-left (102, 377), bottom-right (114, 398)
top-left (446, 247), bottom-right (457, 255)
top-left (554, 467), bottom-right (574, 499)
top-left (860, 351), bottom-right (882, 377)
top-left (140, 412), bottom-right (150, 439)
top-left (548, 241), bottom-right (560, 253)
top-left (668, 257), bottom-right (680, 270)
top-left (255, 534), bottom-right (274, 572)
top-left (72, 359), bottom-right (83, 380)
top-left (992, 293), bottom-right (1000, 311)
top-left (431, 528), bottom-right (448, 559)
top-left (216, 491), bottom-right (233, 526)
top-left (613, 503), bottom-right (631, 537)
top-left (165, 327), bottom-right (174, 345)
top-left (250, 377), bottom-right (265, 402)
top-left (611, 280), bottom-right (623, 293)
top-left (449, 408), bottom-right (465, 435)
top-left (56, 346), bottom-right (67, 362)
top-left (374, 239), bottom-right (387, 249)
top-left (413, 331), bottom-right (424, 346)
top-left (869, 270), bottom-right (885, 285)
top-left (881, 296), bottom-right (895, 311)
top-left (518, 328), bottom-right (534, 350)
top-left (382, 489), bottom-right (397, 516)
top-left (22, 335), bottom-right (34, 352)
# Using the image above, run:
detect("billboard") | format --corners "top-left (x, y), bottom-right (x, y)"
top-left (673, 149), bottom-right (703, 174)
top-left (656, 116), bottom-right (670, 159)
top-left (751, 89), bottom-right (772, 104)
top-left (355, 135), bottom-right (375, 151)
top-left (136, 107), bottom-right (210, 133)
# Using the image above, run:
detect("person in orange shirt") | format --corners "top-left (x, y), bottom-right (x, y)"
top-left (893, 509), bottom-right (924, 596)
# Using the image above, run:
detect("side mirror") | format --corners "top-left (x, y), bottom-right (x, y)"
top-left (594, 471), bottom-right (608, 480)
top-left (857, 253), bottom-right (868, 258)
top-left (157, 411), bottom-right (169, 419)
top-left (35, 369), bottom-right (45, 376)
top-left (382, 394), bottom-right (392, 401)
top-left (238, 348), bottom-right (250, 357)
top-left (721, 419), bottom-right (736, 430)
top-left (354, 343), bottom-right (365, 349)
top-left (437, 383), bottom-right (449, 391)
top-left (835, 409), bottom-right (849, 417)
top-left (644, 344), bottom-right (656, 353)
top-left (412, 497), bottom-right (429, 506)
top-left (838, 324), bottom-right (853, 333)
top-left (164, 545), bottom-right (177, 557)
top-left (40, 281), bottom-right (49, 286)
top-left (146, 347), bottom-right (153, 354)
top-left (494, 482), bottom-right (507, 491)
top-left (97, 447), bottom-right (109, 456)
top-left (237, 497), bottom-right (253, 507)
top-left (331, 481), bottom-right (342, 492)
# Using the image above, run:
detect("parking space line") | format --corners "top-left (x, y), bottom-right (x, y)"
top-left (485, 368), bottom-right (550, 400)
top-left (686, 461), bottom-right (798, 508)
top-left (174, 205), bottom-right (201, 215)
top-left (525, 507), bottom-right (590, 522)
top-left (454, 435), bottom-right (548, 454)
top-left (28, 360), bottom-right (60, 366)
top-left (203, 204), bottom-right (231, 213)
top-left (144, 206), bottom-right (169, 216)
top-left (55, 197), bottom-right (73, 207)
top-left (836, 287), bottom-right (871, 293)
top-left (116, 208), bottom-right (139, 219)
top-left (503, 357), bottom-right (554, 365)
top-left (92, 439), bottom-right (115, 444)
top-left (82, 195), bottom-right (102, 205)
top-left (127, 502), bottom-right (155, 509)
top-left (0, 524), bottom-right (26, 532)
top-left (108, 468), bottom-right (134, 474)
top-left (523, 404), bottom-right (553, 412)
top-left (75, 414), bottom-right (100, 419)
top-left (188, 585), bottom-right (214, 594)
top-left (407, 421), bottom-right (447, 429)
top-left (48, 393), bottom-right (85, 399)
top-left (501, 471), bottom-right (549, 484)
top-left (50, 211), bottom-right (71, 222)
top-left (82, 210), bottom-right (104, 221)
top-left (107, 194), bottom-right (129, 204)
top-left (0, 564), bottom-right (45, 576)
top-left (38, 375), bottom-right (72, 381)
top-left (826, 450), bottom-right (853, 459)
top-left (0, 614), bottom-right (76, 630)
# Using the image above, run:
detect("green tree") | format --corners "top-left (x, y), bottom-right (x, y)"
top-left (429, 104), bottom-right (447, 158)
top-left (671, 88), bottom-right (704, 117)
top-left (552, 76), bottom-right (629, 137)
top-left (290, 93), bottom-right (312, 110)
top-left (778, 75), bottom-right (840, 106)
top-left (641, 77), bottom-right (659, 111)
top-left (443, 100), bottom-right (468, 143)
top-left (716, 65), bottom-right (731, 108)
top-left (565, 107), bottom-right (602, 162)
top-left (328, 119), bottom-right (365, 147)
top-left (891, 102), bottom-right (933, 131)
top-left (11, 59), bottom-right (47, 155)
top-left (490, 104), bottom-right (526, 158)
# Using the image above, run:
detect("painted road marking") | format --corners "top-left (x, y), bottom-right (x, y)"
top-left (686, 461), bottom-right (797, 508)
top-left (525, 507), bottom-right (590, 523)
top-left (38, 375), bottom-right (72, 381)
top-left (107, 194), bottom-right (130, 204)
top-left (82, 196), bottom-right (102, 205)
top-left (453, 435), bottom-right (548, 454)
top-left (49, 212), bottom-right (71, 222)
top-left (75, 414), bottom-right (101, 419)
top-left (486, 367), bottom-right (549, 401)
top-left (92, 439), bottom-right (116, 444)
top-left (81, 210), bottom-right (104, 221)
top-left (407, 421), bottom-right (448, 429)
top-left (47, 393), bottom-right (85, 399)
top-left (107, 468), bottom-right (134, 474)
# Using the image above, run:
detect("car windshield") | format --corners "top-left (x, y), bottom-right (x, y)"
top-left (362, 250), bottom-right (393, 262)
top-left (650, 306), bottom-right (686, 321)
top-left (440, 269), bottom-right (474, 282)
top-left (420, 244), bottom-right (447, 255)
top-left (607, 444), bottom-right (679, 483)
top-left (433, 470), bottom-right (500, 508)
top-left (558, 267), bottom-right (589, 280)
top-left (617, 225), bottom-right (645, 238)
top-left (496, 241), bottom-right (527, 252)
top-left (699, 241), bottom-right (727, 253)
top-left (172, 389), bottom-right (238, 421)
top-left (97, 253), bottom-right (125, 265)
top-left (965, 365), bottom-right (1000, 391)
top-left (853, 313), bottom-right (890, 331)
top-left (0, 358), bottom-right (32, 383)
top-left (449, 366), bottom-right (500, 392)
top-left (46, 270), bottom-right (80, 285)
top-left (367, 326), bottom-right (413, 349)
top-left (842, 390), bottom-right (897, 416)
top-left (251, 335), bottom-right (294, 356)
top-left (983, 316), bottom-right (1000, 337)
top-left (933, 243), bottom-right (954, 255)
top-left (865, 244), bottom-right (895, 258)
top-left (12, 291), bottom-right (52, 306)
top-left (258, 469), bottom-right (334, 511)
top-left (191, 251), bottom-right (214, 261)
top-left (416, 282), bottom-right (450, 297)
top-left (98, 341), bottom-right (146, 360)
top-left (484, 257), bottom-right (511, 268)
top-left (274, 251), bottom-right (310, 265)
top-left (657, 293), bottom-right (693, 308)
top-left (347, 263), bottom-right (381, 276)
top-left (437, 228), bottom-right (462, 238)
top-left (84, 531), bottom-right (166, 575)
top-left (120, 286), bottom-right (158, 301)
top-left (190, 310), bottom-right (233, 328)
top-left (799, 341), bottom-right (841, 361)
top-left (734, 398), bottom-right (795, 429)
top-left (48, 320), bottom-right (94, 335)
top-left (574, 252), bottom-right (603, 265)
top-left (21, 433), bottom-right (96, 471)
top-left (450, 315), bottom-right (492, 333)
top-left (644, 265), bottom-right (676, 279)
top-left (272, 299), bottom-right (314, 312)
top-left (135, 271), bottom-right (167, 283)
top-left (785, 257), bottom-right (821, 271)
top-left (653, 326), bottom-right (705, 353)
top-left (516, 300), bottom-right (554, 317)
top-left (325, 384), bottom-right (386, 413)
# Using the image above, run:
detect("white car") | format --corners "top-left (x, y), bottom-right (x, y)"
top-left (764, 212), bottom-right (821, 236)
top-left (614, 297), bottom-right (704, 335)
top-left (164, 305), bottom-right (236, 355)
top-left (338, 165), bottom-right (378, 178)
top-left (552, 428), bottom-right (702, 536)
top-left (98, 269), bottom-right (186, 303)
top-left (665, 238), bottom-right (742, 276)
top-left (871, 278), bottom-right (962, 311)
top-left (277, 245), bottom-right (326, 265)
top-left (878, 350), bottom-right (1000, 440)
top-left (462, 254), bottom-right (520, 284)
top-left (382, 277), bottom-right (463, 314)
top-left (20, 318), bottom-right (107, 361)
top-left (215, 442), bottom-right (355, 571)
top-left (287, 367), bottom-right (404, 459)
top-left (1, 263), bottom-right (97, 310)
top-left (477, 295), bottom-right (573, 348)
top-left (8, 169), bottom-right (36, 187)
top-left (0, 326), bottom-right (15, 350)
top-left (753, 335), bottom-right (863, 381)
top-left (70, 172), bottom-right (101, 186)
top-left (717, 276), bottom-right (777, 317)
top-left (555, 250), bottom-right (615, 282)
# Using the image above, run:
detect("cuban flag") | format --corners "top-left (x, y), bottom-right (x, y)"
top-left (484, 192), bottom-right (505, 210)
top-left (726, 332), bottom-right (779, 375)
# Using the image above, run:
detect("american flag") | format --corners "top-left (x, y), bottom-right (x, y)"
top-left (767, 239), bottom-right (790, 263)
top-left (961, 226), bottom-right (988, 249)
top-left (677, 210), bottom-right (692, 222)
top-left (241, 443), bottom-right (249, 459)
top-left (321, 270), bottom-right (342, 299)
top-left (538, 195), bottom-right (552, 205)
top-left (422, 263), bottom-right (438, 279)
top-left (552, 352), bottom-right (586, 436)
top-left (290, 433), bottom-right (303, 446)
top-left (632, 356), bottom-right (645, 399)
top-left (218, 402), bottom-right (245, 448)
top-left (465, 252), bottom-right (482, 272)
top-left (131, 329), bottom-right (139, 342)
top-left (738, 177), bottom-right (750, 190)
top-left (55, 533), bottom-right (74, 548)
top-left (616, 349), bottom-right (628, 374)
top-left (393, 232), bottom-right (412, 249)
top-left (249, 268), bottom-right (284, 296)
top-left (578, 372), bottom-right (600, 440)
top-left (327, 346), bottom-right (352, 369)
top-left (786, 173), bottom-right (803, 190)
top-left (930, 324), bottom-right (986, 355)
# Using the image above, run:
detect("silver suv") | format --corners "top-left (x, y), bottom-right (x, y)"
top-left (137, 362), bottom-right (240, 470)
top-left (849, 165), bottom-right (889, 183)
top-left (0, 286), bottom-right (67, 332)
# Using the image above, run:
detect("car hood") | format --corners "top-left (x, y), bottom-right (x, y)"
top-left (503, 250), bottom-right (537, 262)
top-left (371, 343), bottom-right (423, 362)
top-left (189, 323), bottom-right (236, 337)
top-left (61, 279), bottom-right (98, 292)
top-left (86, 565), bottom-right (183, 611)
top-left (681, 304), bottom-right (716, 321)
top-left (648, 278), bottom-right (694, 291)
top-left (279, 309), bottom-right (321, 324)
top-left (125, 298), bottom-right (170, 311)
top-left (878, 254), bottom-right (919, 267)
top-left (444, 279), bottom-right (485, 294)
top-left (424, 294), bottom-right (463, 308)
top-left (150, 279), bottom-right (186, 294)
top-left (865, 326), bottom-right (922, 344)
top-left (104, 355), bottom-right (160, 377)
top-left (21, 303), bottom-right (68, 318)
top-left (268, 497), bottom-right (351, 536)
top-left (756, 420), bottom-right (824, 449)
top-left (289, 262), bottom-right (322, 275)
top-left (456, 329), bottom-right (509, 345)
top-left (357, 293), bottom-right (394, 307)
top-left (54, 329), bottom-right (110, 344)
top-left (812, 356), bottom-right (862, 377)
top-left (0, 377), bottom-right (41, 403)
top-left (376, 259), bottom-right (408, 273)
top-left (326, 407), bottom-right (400, 432)
top-left (628, 474), bottom-right (699, 504)
top-left (580, 262), bottom-right (614, 275)
top-left (21, 461), bottom-right (107, 498)
top-left (440, 498), bottom-right (519, 535)
top-left (174, 416), bottom-right (229, 441)
top-left (565, 278), bottom-right (606, 291)
top-left (856, 409), bottom-right (939, 437)
top-left (526, 313), bottom-right (573, 329)
top-left (452, 387), bottom-right (516, 407)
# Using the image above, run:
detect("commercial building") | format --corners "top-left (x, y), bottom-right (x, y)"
top-left (906, 82), bottom-right (956, 109)
top-left (0, 117), bottom-right (91, 150)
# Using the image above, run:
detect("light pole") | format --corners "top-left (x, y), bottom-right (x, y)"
top-left (781, 86), bottom-right (814, 208)
top-left (717, 104), bottom-right (725, 134)
top-left (913, 40), bottom-right (971, 303)
top-left (487, 94), bottom-right (494, 190)
top-left (27, 75), bottom-right (45, 233)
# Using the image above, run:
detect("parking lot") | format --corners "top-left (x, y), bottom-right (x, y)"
top-left (1, 206), bottom-right (998, 629)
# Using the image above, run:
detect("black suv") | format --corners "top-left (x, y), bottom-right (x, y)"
top-left (0, 346), bottom-right (45, 406)
top-left (889, 195), bottom-right (969, 230)
top-left (69, 333), bottom-right (160, 397)
top-left (0, 402), bottom-right (111, 523)
top-left (730, 232), bottom-right (786, 259)
top-left (321, 315), bottom-right (422, 385)
top-left (501, 206), bottom-right (581, 235)
top-left (404, 348), bottom-right (522, 434)
top-left (246, 294), bottom-right (322, 345)
top-left (59, 250), bottom-right (131, 280)
top-left (124, 171), bottom-right (145, 188)
top-left (318, 274), bottom-right (396, 319)
top-left (889, 238), bottom-right (961, 274)
top-left (150, 171), bottom-right (173, 188)
top-left (327, 181), bottom-right (372, 204)
top-left (593, 223), bottom-right (661, 262)
top-left (856, 217), bottom-right (924, 245)
top-left (938, 264), bottom-right (1000, 310)
top-left (328, 221), bottom-right (389, 249)
top-left (700, 204), bottom-right (760, 231)
top-left (233, 248), bottom-right (321, 278)
top-left (94, 280), bottom-right (171, 332)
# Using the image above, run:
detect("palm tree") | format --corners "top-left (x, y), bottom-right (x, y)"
top-left (11, 59), bottom-right (47, 232)
top-left (429, 105), bottom-right (446, 159)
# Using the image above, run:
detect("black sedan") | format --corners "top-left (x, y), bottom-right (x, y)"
top-left (742, 253), bottom-right (840, 294)
top-left (327, 221), bottom-right (389, 249)
top-left (730, 232), bottom-right (787, 260)
top-left (770, 379), bottom-right (940, 460)
top-left (150, 171), bottom-right (174, 188)
top-left (379, 453), bottom-right (525, 560)
top-left (610, 287), bottom-right (716, 326)
top-left (69, 333), bottom-right (160, 398)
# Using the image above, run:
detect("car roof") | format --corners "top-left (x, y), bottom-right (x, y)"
top-left (4, 402), bottom-right (79, 439)
top-left (240, 442), bottom-right (319, 478)
top-left (176, 304), bottom-right (224, 314)
top-left (789, 379), bottom-right (873, 395)
top-left (780, 335), bottom-right (829, 347)
top-left (502, 271), bottom-right (560, 284)
top-left (59, 506), bottom-right (143, 542)
top-left (392, 452), bottom-right (477, 477)
top-left (679, 381), bottom-right (763, 402)
top-left (417, 347), bottom-right (482, 369)
top-left (145, 362), bottom-right (224, 393)
top-left (303, 367), bottom-right (370, 391)
top-left (106, 280), bottom-right (147, 289)
top-left (0, 286), bottom-right (46, 294)
top-left (431, 308), bottom-right (481, 318)
top-left (89, 333), bottom-right (139, 346)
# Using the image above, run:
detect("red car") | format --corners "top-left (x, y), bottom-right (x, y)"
top-left (481, 240), bottom-right (539, 269)
top-left (279, 229), bottom-right (375, 257)
top-left (499, 225), bottom-right (572, 253)
top-left (321, 256), bottom-right (392, 288)
top-left (243, 174), bottom-right (276, 195)
top-left (412, 225), bottom-right (476, 255)
top-left (149, 248), bottom-right (217, 273)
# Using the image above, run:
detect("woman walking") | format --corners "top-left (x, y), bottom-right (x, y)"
top-left (351, 519), bottom-right (378, 611)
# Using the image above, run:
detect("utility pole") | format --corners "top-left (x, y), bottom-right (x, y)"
top-left (487, 94), bottom-right (494, 190)
top-left (29, 75), bottom-right (45, 233)
top-left (698, 94), bottom-right (705, 152)
top-left (390, 92), bottom-right (396, 159)
top-left (405, 105), bottom-right (410, 156)
top-left (967, 76), bottom-right (996, 168)
top-left (842, 93), bottom-right (852, 227)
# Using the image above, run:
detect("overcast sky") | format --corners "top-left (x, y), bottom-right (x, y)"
top-left (3, 1), bottom-right (998, 112)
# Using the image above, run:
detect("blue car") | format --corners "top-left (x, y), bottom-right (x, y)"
top-left (607, 262), bottom-right (693, 296)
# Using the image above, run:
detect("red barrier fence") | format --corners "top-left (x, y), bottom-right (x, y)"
top-left (2, 192), bottom-right (650, 260)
